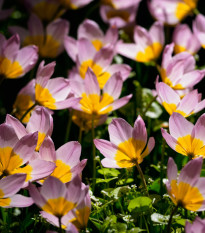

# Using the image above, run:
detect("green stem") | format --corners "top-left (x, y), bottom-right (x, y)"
top-left (167, 205), bottom-right (178, 233)
top-left (142, 95), bottom-right (158, 117)
top-left (193, 8), bottom-right (200, 15)
top-left (58, 217), bottom-right (62, 233)
top-left (20, 103), bottom-right (37, 123)
top-left (64, 110), bottom-right (73, 143)
top-left (143, 215), bottom-right (150, 233)
top-left (160, 138), bottom-right (165, 196)
top-left (92, 115), bottom-right (96, 192)
top-left (78, 125), bottom-right (83, 144)
top-left (135, 162), bottom-right (149, 196)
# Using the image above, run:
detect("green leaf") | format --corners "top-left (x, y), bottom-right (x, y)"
top-left (117, 178), bottom-right (134, 185)
top-left (96, 177), bottom-right (118, 184)
top-left (175, 218), bottom-right (186, 226)
top-left (151, 213), bottom-right (170, 225)
top-left (97, 168), bottom-right (120, 177)
top-left (128, 228), bottom-right (146, 233)
top-left (128, 197), bottom-right (152, 213)
top-left (149, 178), bottom-right (160, 193)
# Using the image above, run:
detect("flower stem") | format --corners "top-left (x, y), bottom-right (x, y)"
top-left (167, 205), bottom-right (178, 233)
top-left (64, 110), bottom-right (73, 143)
top-left (142, 95), bottom-right (158, 117)
top-left (160, 138), bottom-right (165, 196)
top-left (78, 125), bottom-right (83, 144)
top-left (91, 115), bottom-right (96, 192)
top-left (135, 161), bottom-right (149, 196)
top-left (20, 103), bottom-right (37, 123)
top-left (58, 217), bottom-right (62, 233)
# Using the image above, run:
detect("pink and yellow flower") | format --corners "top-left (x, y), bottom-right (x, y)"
top-left (0, 122), bottom-right (55, 184)
top-left (66, 38), bottom-right (131, 89)
top-left (172, 24), bottom-right (201, 54)
top-left (0, 174), bottom-right (33, 208)
top-left (166, 157), bottom-right (205, 211)
top-left (38, 137), bottom-right (87, 183)
top-left (24, 0), bottom-right (65, 22)
top-left (161, 112), bottom-right (205, 159)
top-left (59, 0), bottom-right (93, 9)
top-left (35, 61), bottom-right (80, 110)
top-left (29, 176), bottom-right (89, 218)
top-left (0, 34), bottom-right (38, 80)
top-left (94, 116), bottom-right (155, 168)
top-left (100, 0), bottom-right (141, 28)
top-left (9, 14), bottom-right (69, 58)
top-left (156, 81), bottom-right (205, 117)
top-left (148, 0), bottom-right (198, 26)
top-left (70, 68), bottom-right (132, 119)
top-left (193, 14), bottom-right (205, 50)
top-left (117, 21), bottom-right (164, 63)
top-left (159, 43), bottom-right (204, 90)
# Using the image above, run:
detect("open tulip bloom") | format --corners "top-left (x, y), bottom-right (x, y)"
top-left (29, 176), bottom-right (89, 219)
top-left (60, 0), bottom-right (93, 9)
top-left (65, 38), bottom-right (131, 89)
top-left (193, 14), bottom-right (205, 49)
top-left (9, 14), bottom-right (69, 58)
top-left (70, 68), bottom-right (132, 120)
top-left (0, 174), bottom-right (33, 208)
top-left (94, 116), bottom-right (155, 168)
top-left (35, 61), bottom-right (80, 110)
top-left (117, 21), bottom-right (164, 63)
top-left (172, 24), bottom-right (201, 55)
top-left (162, 112), bottom-right (205, 159)
top-left (159, 43), bottom-right (204, 90)
top-left (185, 217), bottom-right (205, 233)
top-left (0, 33), bottom-right (38, 81)
top-left (156, 81), bottom-right (205, 117)
top-left (38, 137), bottom-right (87, 183)
top-left (148, 0), bottom-right (198, 26)
top-left (166, 157), bottom-right (205, 211)
top-left (0, 123), bottom-right (55, 185)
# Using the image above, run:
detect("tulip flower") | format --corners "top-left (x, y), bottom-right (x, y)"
top-left (9, 14), bottom-right (69, 58)
top-left (12, 79), bottom-right (35, 124)
top-left (185, 217), bottom-right (205, 233)
top-left (0, 123), bottom-right (55, 184)
top-left (117, 21), bottom-right (164, 63)
top-left (0, 174), bottom-right (33, 208)
top-left (29, 176), bottom-right (89, 219)
top-left (66, 38), bottom-right (131, 89)
top-left (156, 81), bottom-right (205, 117)
top-left (0, 34), bottom-right (38, 81)
top-left (0, 0), bottom-right (13, 21)
top-left (6, 106), bottom-right (53, 151)
top-left (23, 0), bottom-right (65, 21)
top-left (193, 14), bottom-right (205, 49)
top-left (172, 24), bottom-right (201, 54)
top-left (166, 157), bottom-right (205, 211)
top-left (38, 137), bottom-right (87, 183)
top-left (59, 0), bottom-right (93, 9)
top-left (161, 112), bottom-right (205, 159)
top-left (159, 43), bottom-right (204, 90)
top-left (94, 116), bottom-right (155, 168)
top-left (100, 0), bottom-right (141, 28)
top-left (41, 183), bottom-right (91, 230)
top-left (70, 69), bottom-right (132, 122)
top-left (148, 0), bottom-right (198, 26)
top-left (35, 61), bottom-right (80, 110)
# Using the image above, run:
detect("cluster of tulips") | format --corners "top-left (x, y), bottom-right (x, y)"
top-left (1, 0), bottom-right (205, 232)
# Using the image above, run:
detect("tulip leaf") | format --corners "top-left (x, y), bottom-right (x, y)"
top-left (128, 197), bottom-right (152, 213)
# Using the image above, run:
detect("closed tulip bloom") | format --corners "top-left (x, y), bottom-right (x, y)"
top-left (185, 217), bottom-right (205, 233)
top-left (148, 0), bottom-right (198, 26)
top-left (166, 157), bottom-right (205, 211)
top-left (162, 112), bottom-right (205, 159)
top-left (9, 14), bottom-right (69, 58)
top-left (0, 174), bottom-right (33, 208)
top-left (156, 81), bottom-right (205, 117)
top-left (94, 116), bottom-right (155, 168)
top-left (193, 14), bottom-right (205, 49)
top-left (29, 176), bottom-right (89, 218)
top-left (0, 34), bottom-right (38, 80)
top-left (159, 43), bottom-right (204, 90)
top-left (117, 21), bottom-right (164, 63)
top-left (172, 24), bottom-right (201, 54)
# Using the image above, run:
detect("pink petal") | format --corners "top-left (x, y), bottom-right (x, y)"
top-left (167, 157), bottom-right (178, 183)
top-left (94, 139), bottom-right (117, 159)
